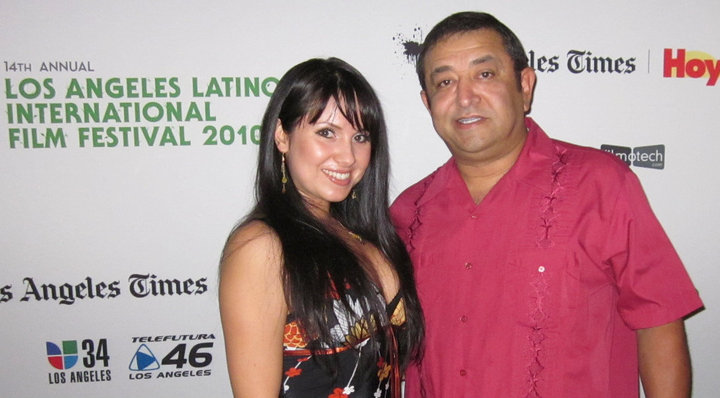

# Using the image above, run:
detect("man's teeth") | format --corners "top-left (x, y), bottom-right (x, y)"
top-left (458, 117), bottom-right (482, 124)
top-left (324, 170), bottom-right (350, 180)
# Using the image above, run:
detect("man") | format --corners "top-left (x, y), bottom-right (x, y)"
top-left (391, 11), bottom-right (703, 398)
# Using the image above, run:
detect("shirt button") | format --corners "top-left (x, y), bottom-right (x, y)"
top-left (538, 266), bottom-right (546, 273)
top-left (470, 214), bottom-right (478, 219)
top-left (460, 315), bottom-right (468, 323)
top-left (459, 369), bottom-right (467, 376)
top-left (464, 262), bottom-right (473, 270)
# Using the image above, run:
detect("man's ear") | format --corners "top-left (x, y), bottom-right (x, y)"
top-left (420, 90), bottom-right (431, 112)
top-left (274, 119), bottom-right (289, 153)
top-left (520, 67), bottom-right (537, 113)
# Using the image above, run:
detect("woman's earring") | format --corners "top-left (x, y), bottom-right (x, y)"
top-left (281, 153), bottom-right (288, 194)
top-left (351, 190), bottom-right (357, 200)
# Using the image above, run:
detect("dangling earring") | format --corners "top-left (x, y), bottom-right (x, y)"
top-left (281, 153), bottom-right (288, 194)
top-left (351, 190), bottom-right (357, 200)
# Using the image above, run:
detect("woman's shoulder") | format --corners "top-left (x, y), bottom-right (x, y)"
top-left (226, 219), bottom-right (277, 244)
top-left (221, 220), bottom-right (282, 272)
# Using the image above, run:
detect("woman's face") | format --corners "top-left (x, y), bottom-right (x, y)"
top-left (275, 98), bottom-right (372, 214)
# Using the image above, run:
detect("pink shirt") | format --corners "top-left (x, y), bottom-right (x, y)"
top-left (391, 118), bottom-right (702, 398)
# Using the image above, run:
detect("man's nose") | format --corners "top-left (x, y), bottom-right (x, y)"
top-left (456, 78), bottom-right (479, 107)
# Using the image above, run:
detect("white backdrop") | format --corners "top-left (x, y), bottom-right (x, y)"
top-left (1, 1), bottom-right (718, 397)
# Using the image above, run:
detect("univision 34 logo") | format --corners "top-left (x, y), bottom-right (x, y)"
top-left (601, 144), bottom-right (665, 169)
top-left (46, 338), bottom-right (111, 384)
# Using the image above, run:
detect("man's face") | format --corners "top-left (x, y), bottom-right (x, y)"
top-left (420, 29), bottom-right (535, 164)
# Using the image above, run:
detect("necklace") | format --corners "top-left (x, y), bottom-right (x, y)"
top-left (332, 218), bottom-right (364, 245)
top-left (347, 230), bottom-right (364, 244)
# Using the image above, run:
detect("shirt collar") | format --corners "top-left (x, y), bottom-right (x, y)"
top-left (508, 117), bottom-right (558, 191)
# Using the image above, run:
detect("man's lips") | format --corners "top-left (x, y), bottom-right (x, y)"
top-left (457, 116), bottom-right (485, 125)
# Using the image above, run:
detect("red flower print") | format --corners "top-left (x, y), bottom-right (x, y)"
top-left (283, 321), bottom-right (309, 348)
top-left (328, 387), bottom-right (349, 398)
top-left (284, 367), bottom-right (302, 378)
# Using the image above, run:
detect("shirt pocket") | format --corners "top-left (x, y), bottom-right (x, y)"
top-left (508, 247), bottom-right (581, 322)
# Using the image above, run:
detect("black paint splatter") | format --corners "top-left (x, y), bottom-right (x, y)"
top-left (403, 41), bottom-right (422, 60)
top-left (392, 26), bottom-right (423, 66)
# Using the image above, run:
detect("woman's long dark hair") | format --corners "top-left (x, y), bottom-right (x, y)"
top-left (230, 57), bottom-right (423, 371)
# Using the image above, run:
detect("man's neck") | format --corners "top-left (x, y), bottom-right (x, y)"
top-left (455, 132), bottom-right (526, 204)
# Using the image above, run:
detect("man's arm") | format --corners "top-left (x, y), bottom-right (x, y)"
top-left (637, 319), bottom-right (691, 398)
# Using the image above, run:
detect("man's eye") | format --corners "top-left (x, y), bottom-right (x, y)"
top-left (437, 79), bottom-right (452, 88)
top-left (479, 71), bottom-right (495, 79)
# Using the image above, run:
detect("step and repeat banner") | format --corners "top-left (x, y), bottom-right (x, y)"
top-left (2, 1), bottom-right (718, 397)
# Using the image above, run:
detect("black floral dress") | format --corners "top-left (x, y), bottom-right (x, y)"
top-left (280, 288), bottom-right (405, 398)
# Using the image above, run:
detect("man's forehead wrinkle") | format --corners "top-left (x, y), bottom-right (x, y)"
top-left (429, 53), bottom-right (498, 77)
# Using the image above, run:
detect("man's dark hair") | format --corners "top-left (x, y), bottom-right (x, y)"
top-left (416, 11), bottom-right (529, 91)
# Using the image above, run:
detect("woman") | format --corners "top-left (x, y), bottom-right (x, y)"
top-left (219, 57), bottom-right (423, 398)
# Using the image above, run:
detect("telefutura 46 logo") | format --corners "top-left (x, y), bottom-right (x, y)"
top-left (46, 338), bottom-right (112, 384)
top-left (129, 344), bottom-right (161, 371)
top-left (128, 333), bottom-right (215, 381)
top-left (664, 49), bottom-right (720, 86)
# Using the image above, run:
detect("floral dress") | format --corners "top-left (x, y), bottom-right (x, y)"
top-left (281, 288), bottom-right (405, 398)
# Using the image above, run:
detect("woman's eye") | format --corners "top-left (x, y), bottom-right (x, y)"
top-left (316, 128), bottom-right (334, 138)
top-left (354, 133), bottom-right (370, 143)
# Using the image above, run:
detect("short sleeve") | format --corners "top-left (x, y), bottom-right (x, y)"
top-left (603, 171), bottom-right (703, 329)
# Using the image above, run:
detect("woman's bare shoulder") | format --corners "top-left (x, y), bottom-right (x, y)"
top-left (223, 220), bottom-right (279, 256)
top-left (221, 220), bottom-right (283, 275)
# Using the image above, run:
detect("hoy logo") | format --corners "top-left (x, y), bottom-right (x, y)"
top-left (601, 145), bottom-right (665, 170)
top-left (664, 49), bottom-right (720, 86)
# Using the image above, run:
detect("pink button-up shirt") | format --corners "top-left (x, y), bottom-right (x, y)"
top-left (391, 118), bottom-right (702, 398)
